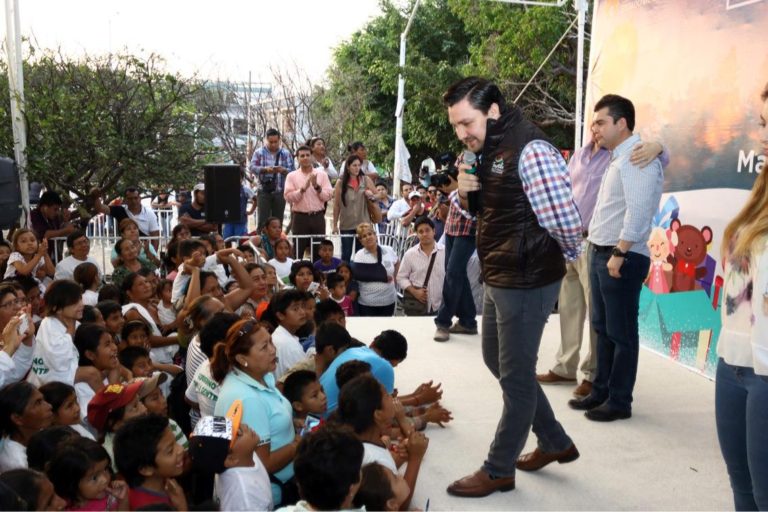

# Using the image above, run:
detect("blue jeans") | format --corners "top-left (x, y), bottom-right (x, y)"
top-left (715, 358), bottom-right (768, 510)
top-left (481, 281), bottom-right (573, 477)
top-left (340, 229), bottom-right (359, 263)
top-left (589, 247), bottom-right (649, 412)
top-left (435, 235), bottom-right (477, 329)
top-left (222, 222), bottom-right (247, 239)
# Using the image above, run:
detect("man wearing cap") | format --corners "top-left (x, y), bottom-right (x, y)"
top-left (398, 191), bottom-right (426, 228)
top-left (178, 184), bottom-right (219, 236)
top-left (92, 186), bottom-right (161, 251)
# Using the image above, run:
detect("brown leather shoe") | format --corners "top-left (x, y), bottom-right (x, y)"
top-left (446, 469), bottom-right (515, 497)
top-left (573, 380), bottom-right (593, 398)
top-left (516, 444), bottom-right (579, 472)
top-left (536, 370), bottom-right (577, 385)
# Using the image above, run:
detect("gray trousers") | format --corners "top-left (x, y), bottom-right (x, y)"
top-left (481, 281), bottom-right (574, 478)
top-left (257, 191), bottom-right (287, 230)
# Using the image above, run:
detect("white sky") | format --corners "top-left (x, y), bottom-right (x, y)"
top-left (3, 0), bottom-right (385, 84)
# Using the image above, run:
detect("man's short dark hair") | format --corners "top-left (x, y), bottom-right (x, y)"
top-left (335, 360), bottom-right (372, 390)
top-left (114, 414), bottom-right (170, 488)
top-left (413, 216), bottom-right (434, 231)
top-left (124, 186), bottom-right (140, 196)
top-left (399, 181), bottom-right (412, 191)
top-left (371, 330), bottom-right (408, 362)
top-left (443, 76), bottom-right (506, 113)
top-left (294, 426), bottom-right (363, 510)
top-left (65, 230), bottom-right (87, 249)
top-left (295, 145), bottom-right (311, 156)
top-left (594, 94), bottom-right (635, 131)
top-left (179, 239), bottom-right (206, 259)
top-left (38, 191), bottom-right (63, 207)
top-left (315, 321), bottom-right (352, 353)
top-left (266, 128), bottom-right (281, 139)
top-left (96, 299), bottom-right (122, 319)
top-left (319, 239), bottom-right (334, 249)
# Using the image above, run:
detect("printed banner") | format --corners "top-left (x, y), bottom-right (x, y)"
top-left (586, 0), bottom-right (768, 377)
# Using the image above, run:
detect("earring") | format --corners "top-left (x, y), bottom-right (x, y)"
top-left (243, 362), bottom-right (248, 368)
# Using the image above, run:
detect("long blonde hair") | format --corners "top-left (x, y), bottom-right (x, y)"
top-left (721, 83), bottom-right (768, 261)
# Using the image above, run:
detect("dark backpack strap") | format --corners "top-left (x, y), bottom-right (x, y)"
top-left (377, 245), bottom-right (382, 264)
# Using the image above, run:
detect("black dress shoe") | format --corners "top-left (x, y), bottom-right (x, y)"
top-left (568, 395), bottom-right (603, 411)
top-left (585, 403), bottom-right (632, 422)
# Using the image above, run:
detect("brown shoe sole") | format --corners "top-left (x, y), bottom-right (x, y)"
top-left (447, 481), bottom-right (516, 497)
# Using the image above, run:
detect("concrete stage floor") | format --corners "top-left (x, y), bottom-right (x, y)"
top-left (344, 316), bottom-right (732, 511)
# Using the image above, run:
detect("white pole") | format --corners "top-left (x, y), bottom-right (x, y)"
top-left (5, 0), bottom-right (30, 228)
top-left (392, 0), bottom-right (421, 199)
top-left (574, 0), bottom-right (587, 150)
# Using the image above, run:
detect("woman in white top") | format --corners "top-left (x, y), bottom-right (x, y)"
top-left (0, 284), bottom-right (36, 388)
top-left (309, 136), bottom-right (338, 180)
top-left (0, 381), bottom-right (53, 471)
top-left (715, 82), bottom-right (768, 512)
top-left (351, 222), bottom-right (399, 316)
top-left (121, 273), bottom-right (179, 366)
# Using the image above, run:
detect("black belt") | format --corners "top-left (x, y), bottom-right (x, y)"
top-left (294, 210), bottom-right (325, 216)
top-left (592, 244), bottom-right (614, 253)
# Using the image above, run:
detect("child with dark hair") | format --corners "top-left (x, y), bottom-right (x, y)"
top-left (140, 382), bottom-right (189, 451)
top-left (80, 305), bottom-right (104, 326)
top-left (326, 273), bottom-right (353, 317)
top-left (121, 319), bottom-right (152, 352)
top-left (47, 436), bottom-right (129, 511)
top-left (266, 289), bottom-right (310, 379)
top-left (96, 300), bottom-right (124, 343)
top-left (39, 381), bottom-right (95, 440)
top-left (334, 360), bottom-right (372, 391)
top-left (118, 346), bottom-right (153, 379)
top-left (313, 299), bottom-right (346, 327)
top-left (289, 426), bottom-right (364, 511)
top-left (187, 405), bottom-right (271, 511)
top-left (282, 370), bottom-right (327, 434)
top-left (0, 240), bottom-right (11, 279)
top-left (26, 426), bottom-right (79, 471)
top-left (337, 374), bottom-right (427, 510)
top-left (268, 238), bottom-right (294, 285)
top-left (289, 260), bottom-right (328, 300)
top-left (113, 414), bottom-right (186, 511)
top-left (353, 462), bottom-right (410, 511)
top-left (97, 284), bottom-right (122, 304)
top-left (74, 262), bottom-right (100, 306)
top-left (313, 239), bottom-right (341, 274)
top-left (335, 261), bottom-right (359, 312)
top-left (0, 468), bottom-right (66, 511)
top-left (155, 280), bottom-right (178, 334)
top-left (237, 244), bottom-right (257, 264)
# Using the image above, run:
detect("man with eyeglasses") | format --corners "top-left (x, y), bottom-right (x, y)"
top-left (53, 230), bottom-right (103, 282)
top-left (92, 186), bottom-right (161, 251)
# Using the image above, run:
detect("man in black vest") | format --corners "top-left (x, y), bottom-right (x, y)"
top-left (444, 77), bottom-right (585, 498)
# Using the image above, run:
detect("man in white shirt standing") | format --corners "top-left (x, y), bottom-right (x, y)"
top-left (386, 182), bottom-right (415, 223)
top-left (397, 217), bottom-right (445, 315)
top-left (54, 230), bottom-right (103, 282)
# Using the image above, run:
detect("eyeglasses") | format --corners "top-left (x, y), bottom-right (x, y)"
top-left (0, 298), bottom-right (27, 309)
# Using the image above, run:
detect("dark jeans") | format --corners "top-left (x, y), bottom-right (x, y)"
top-left (257, 191), bottom-right (287, 230)
top-left (292, 211), bottom-right (326, 260)
top-left (715, 358), bottom-right (768, 511)
top-left (589, 247), bottom-right (650, 412)
top-left (481, 281), bottom-right (573, 477)
top-left (357, 303), bottom-right (395, 316)
top-left (435, 234), bottom-right (477, 330)
top-left (340, 229), bottom-right (360, 263)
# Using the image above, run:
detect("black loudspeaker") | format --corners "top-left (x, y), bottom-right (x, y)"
top-left (204, 164), bottom-right (242, 223)
top-left (0, 157), bottom-right (22, 229)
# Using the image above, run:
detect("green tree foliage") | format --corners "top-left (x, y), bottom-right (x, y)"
top-left (0, 45), bottom-right (217, 202)
top-left (314, 0), bottom-right (587, 174)
top-left (312, 0), bottom-right (470, 176)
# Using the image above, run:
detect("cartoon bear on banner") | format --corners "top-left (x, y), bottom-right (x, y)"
top-left (670, 219), bottom-right (713, 292)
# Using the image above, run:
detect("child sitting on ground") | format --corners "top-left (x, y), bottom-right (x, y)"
top-left (73, 262), bottom-right (100, 306)
top-left (263, 263), bottom-right (284, 300)
top-left (47, 436), bottom-right (129, 511)
top-left (113, 414), bottom-right (187, 511)
top-left (335, 261), bottom-right (359, 311)
top-left (282, 370), bottom-right (327, 434)
top-left (313, 239), bottom-right (342, 274)
top-left (268, 239), bottom-right (295, 285)
top-left (139, 379), bottom-right (189, 450)
top-left (187, 402), bottom-right (272, 511)
top-left (39, 381), bottom-right (96, 440)
top-left (353, 462), bottom-right (411, 511)
top-left (96, 301), bottom-right (124, 345)
top-left (326, 273), bottom-right (354, 317)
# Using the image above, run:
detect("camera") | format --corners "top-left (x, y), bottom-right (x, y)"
top-left (430, 172), bottom-right (452, 188)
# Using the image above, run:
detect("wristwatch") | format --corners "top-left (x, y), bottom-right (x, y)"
top-left (611, 247), bottom-right (627, 258)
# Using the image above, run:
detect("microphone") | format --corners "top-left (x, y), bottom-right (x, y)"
top-left (462, 150), bottom-right (480, 215)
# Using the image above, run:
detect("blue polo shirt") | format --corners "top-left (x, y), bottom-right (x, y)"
top-left (320, 346), bottom-right (395, 416)
top-left (215, 369), bottom-right (294, 503)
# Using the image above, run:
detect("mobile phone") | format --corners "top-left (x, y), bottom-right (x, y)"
top-left (307, 282), bottom-right (320, 294)
top-left (300, 415), bottom-right (322, 436)
top-left (17, 315), bottom-right (29, 336)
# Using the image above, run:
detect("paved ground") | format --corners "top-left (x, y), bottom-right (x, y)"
top-left (345, 315), bottom-right (732, 511)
